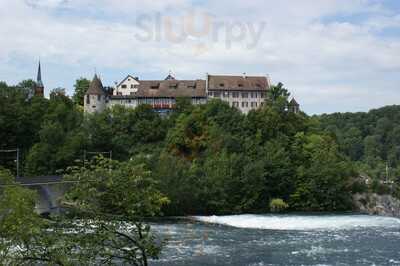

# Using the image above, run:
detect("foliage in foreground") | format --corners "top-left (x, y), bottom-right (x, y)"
top-left (0, 159), bottom-right (168, 265)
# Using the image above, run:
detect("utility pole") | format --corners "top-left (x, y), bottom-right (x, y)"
top-left (83, 150), bottom-right (87, 168)
top-left (16, 148), bottom-right (19, 178)
top-left (386, 162), bottom-right (389, 183)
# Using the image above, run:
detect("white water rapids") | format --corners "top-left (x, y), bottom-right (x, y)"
top-left (153, 214), bottom-right (400, 265)
top-left (194, 214), bottom-right (400, 231)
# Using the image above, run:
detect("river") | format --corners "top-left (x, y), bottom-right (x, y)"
top-left (150, 214), bottom-right (400, 266)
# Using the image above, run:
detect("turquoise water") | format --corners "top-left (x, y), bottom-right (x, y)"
top-left (151, 214), bottom-right (400, 266)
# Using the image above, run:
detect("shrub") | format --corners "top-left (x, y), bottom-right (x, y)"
top-left (269, 198), bottom-right (289, 213)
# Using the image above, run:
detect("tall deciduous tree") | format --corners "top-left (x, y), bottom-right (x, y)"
top-left (72, 78), bottom-right (90, 106)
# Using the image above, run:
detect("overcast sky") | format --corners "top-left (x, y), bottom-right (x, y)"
top-left (0, 0), bottom-right (399, 114)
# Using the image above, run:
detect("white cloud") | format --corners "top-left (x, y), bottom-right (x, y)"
top-left (0, 0), bottom-right (399, 113)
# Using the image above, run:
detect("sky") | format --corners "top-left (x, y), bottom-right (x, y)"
top-left (0, 0), bottom-right (399, 114)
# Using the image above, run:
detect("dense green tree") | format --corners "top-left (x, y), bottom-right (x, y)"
top-left (290, 134), bottom-right (355, 211)
top-left (318, 105), bottom-right (400, 183)
top-left (1, 157), bottom-right (168, 265)
top-left (64, 158), bottom-right (169, 265)
top-left (17, 79), bottom-right (36, 91)
top-left (0, 169), bottom-right (41, 264)
top-left (72, 78), bottom-right (90, 106)
top-left (25, 90), bottom-right (83, 176)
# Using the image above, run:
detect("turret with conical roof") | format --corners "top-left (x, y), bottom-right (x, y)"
top-left (86, 74), bottom-right (105, 95)
top-left (288, 98), bottom-right (300, 114)
top-left (84, 74), bottom-right (107, 114)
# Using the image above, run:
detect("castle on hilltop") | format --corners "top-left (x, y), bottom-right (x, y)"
top-left (84, 73), bottom-right (300, 115)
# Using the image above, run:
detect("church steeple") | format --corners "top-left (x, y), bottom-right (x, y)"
top-left (34, 60), bottom-right (44, 97)
top-left (37, 61), bottom-right (43, 87)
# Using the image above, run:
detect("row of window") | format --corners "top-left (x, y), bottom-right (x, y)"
top-left (121, 84), bottom-right (198, 90)
top-left (113, 98), bottom-right (176, 105)
top-left (120, 84), bottom-right (138, 89)
top-left (118, 98), bottom-right (206, 105)
top-left (231, 102), bottom-right (264, 108)
top-left (218, 83), bottom-right (262, 88)
top-left (208, 91), bottom-right (265, 98)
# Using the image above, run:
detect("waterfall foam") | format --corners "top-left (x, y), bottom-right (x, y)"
top-left (194, 214), bottom-right (400, 231)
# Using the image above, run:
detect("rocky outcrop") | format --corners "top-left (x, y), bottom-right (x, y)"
top-left (353, 193), bottom-right (400, 218)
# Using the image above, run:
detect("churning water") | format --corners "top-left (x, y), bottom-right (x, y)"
top-left (151, 214), bottom-right (400, 266)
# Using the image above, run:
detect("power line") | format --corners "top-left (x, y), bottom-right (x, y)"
top-left (0, 179), bottom-right (98, 187)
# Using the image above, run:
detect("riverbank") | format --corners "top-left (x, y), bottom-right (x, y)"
top-left (353, 193), bottom-right (400, 218)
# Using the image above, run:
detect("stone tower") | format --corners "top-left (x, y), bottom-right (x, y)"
top-left (84, 74), bottom-right (107, 114)
top-left (34, 61), bottom-right (44, 97)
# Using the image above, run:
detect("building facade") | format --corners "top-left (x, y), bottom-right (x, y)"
top-left (84, 73), bottom-right (299, 114)
top-left (206, 74), bottom-right (270, 114)
top-left (114, 75), bottom-right (140, 96)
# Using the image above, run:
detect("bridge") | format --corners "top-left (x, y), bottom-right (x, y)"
top-left (15, 176), bottom-right (70, 215)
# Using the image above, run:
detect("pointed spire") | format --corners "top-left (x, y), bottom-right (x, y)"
top-left (36, 60), bottom-right (43, 87)
top-left (86, 74), bottom-right (105, 95)
top-left (165, 70), bottom-right (176, 80)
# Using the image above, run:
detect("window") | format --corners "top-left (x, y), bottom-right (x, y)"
top-left (232, 102), bottom-right (239, 108)
top-left (219, 83), bottom-right (225, 87)
top-left (121, 85), bottom-right (127, 89)
top-left (214, 92), bottom-right (221, 97)
top-left (242, 92), bottom-right (248, 98)
top-left (238, 83), bottom-right (244, 87)
top-left (86, 95), bottom-right (90, 104)
top-left (131, 84), bottom-right (135, 89)
top-left (242, 102), bottom-right (248, 108)
top-left (232, 92), bottom-right (239, 98)
top-left (251, 102), bottom-right (258, 108)
top-left (97, 95), bottom-right (101, 101)
top-left (250, 92), bottom-right (256, 98)
top-left (261, 92), bottom-right (265, 98)
top-left (208, 91), bottom-right (213, 97)
top-left (223, 91), bottom-right (229, 98)
top-left (130, 92), bottom-right (135, 96)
